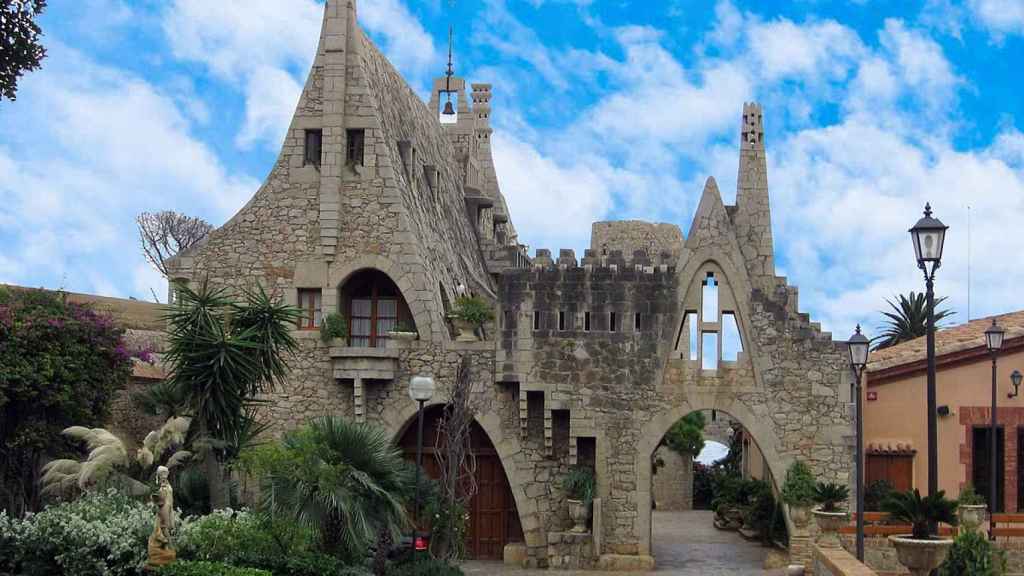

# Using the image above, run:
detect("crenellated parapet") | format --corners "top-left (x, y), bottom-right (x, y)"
top-left (528, 248), bottom-right (677, 275)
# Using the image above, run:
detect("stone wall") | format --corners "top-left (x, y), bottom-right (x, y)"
top-left (652, 446), bottom-right (693, 511)
top-left (814, 544), bottom-right (879, 576)
top-left (547, 532), bottom-right (596, 570)
top-left (590, 221), bottom-right (683, 260)
top-left (843, 533), bottom-right (1024, 575)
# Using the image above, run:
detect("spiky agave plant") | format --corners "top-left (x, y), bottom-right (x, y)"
top-left (814, 482), bottom-right (850, 513)
top-left (41, 416), bottom-right (193, 498)
top-left (882, 489), bottom-right (958, 539)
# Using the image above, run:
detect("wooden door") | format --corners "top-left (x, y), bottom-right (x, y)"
top-left (973, 426), bottom-right (1005, 512)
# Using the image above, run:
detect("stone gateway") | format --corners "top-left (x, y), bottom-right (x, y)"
top-left (167, 0), bottom-right (853, 568)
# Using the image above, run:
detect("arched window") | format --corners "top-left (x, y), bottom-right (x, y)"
top-left (341, 269), bottom-right (414, 348)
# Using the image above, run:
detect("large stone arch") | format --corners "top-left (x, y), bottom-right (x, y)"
top-left (383, 400), bottom-right (536, 554)
top-left (328, 255), bottom-right (443, 342)
top-left (634, 396), bottom-right (790, 556)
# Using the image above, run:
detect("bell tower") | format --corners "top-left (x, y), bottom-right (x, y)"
top-left (733, 102), bottom-right (774, 281)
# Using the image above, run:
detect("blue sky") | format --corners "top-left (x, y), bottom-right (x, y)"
top-left (1, 0), bottom-right (1023, 339)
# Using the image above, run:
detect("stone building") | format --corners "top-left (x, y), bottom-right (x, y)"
top-left (166, 0), bottom-right (853, 568)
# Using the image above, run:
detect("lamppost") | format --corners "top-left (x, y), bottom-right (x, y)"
top-left (847, 325), bottom-right (871, 562)
top-left (985, 319), bottom-right (1006, 540)
top-left (909, 203), bottom-right (948, 536)
top-left (409, 375), bottom-right (436, 553)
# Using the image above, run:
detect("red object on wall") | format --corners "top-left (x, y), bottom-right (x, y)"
top-left (867, 391), bottom-right (878, 401)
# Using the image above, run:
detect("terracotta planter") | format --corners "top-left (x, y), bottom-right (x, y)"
top-left (450, 317), bottom-right (479, 342)
top-left (568, 499), bottom-right (590, 533)
top-left (958, 504), bottom-right (987, 532)
top-left (888, 535), bottom-right (954, 576)
top-left (788, 504), bottom-right (811, 529)
top-left (812, 508), bottom-right (848, 548)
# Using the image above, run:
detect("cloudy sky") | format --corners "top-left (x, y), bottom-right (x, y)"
top-left (1, 0), bottom-right (1022, 339)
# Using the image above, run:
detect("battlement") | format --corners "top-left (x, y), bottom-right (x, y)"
top-left (527, 248), bottom-right (676, 275)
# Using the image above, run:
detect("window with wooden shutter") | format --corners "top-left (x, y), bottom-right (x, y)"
top-left (304, 130), bottom-right (322, 167)
top-left (346, 129), bottom-right (365, 166)
top-left (297, 289), bottom-right (322, 330)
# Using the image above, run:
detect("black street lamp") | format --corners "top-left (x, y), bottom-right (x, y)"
top-left (909, 203), bottom-right (948, 536)
top-left (985, 319), bottom-right (1006, 540)
top-left (1009, 370), bottom-right (1022, 399)
top-left (409, 375), bottom-right (436, 553)
top-left (847, 325), bottom-right (870, 562)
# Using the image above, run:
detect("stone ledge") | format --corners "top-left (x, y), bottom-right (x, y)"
top-left (814, 545), bottom-right (878, 576)
top-left (596, 554), bottom-right (655, 572)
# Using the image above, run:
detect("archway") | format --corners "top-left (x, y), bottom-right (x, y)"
top-left (396, 405), bottom-right (524, 560)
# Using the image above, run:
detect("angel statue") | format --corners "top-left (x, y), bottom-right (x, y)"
top-left (146, 466), bottom-right (176, 569)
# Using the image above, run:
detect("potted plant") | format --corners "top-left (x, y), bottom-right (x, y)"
top-left (386, 320), bottom-right (418, 347)
top-left (563, 466), bottom-right (595, 533)
top-left (882, 489), bottom-right (958, 576)
top-left (811, 482), bottom-right (850, 548)
top-left (956, 484), bottom-right (987, 532)
top-left (781, 461), bottom-right (816, 529)
top-left (319, 312), bottom-right (348, 344)
top-left (449, 296), bottom-right (494, 342)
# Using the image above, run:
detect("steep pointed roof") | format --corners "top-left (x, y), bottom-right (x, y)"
top-left (685, 177), bottom-right (733, 250)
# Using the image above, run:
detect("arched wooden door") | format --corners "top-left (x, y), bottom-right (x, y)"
top-left (398, 406), bottom-right (524, 560)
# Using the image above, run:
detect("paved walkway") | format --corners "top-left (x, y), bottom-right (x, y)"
top-left (462, 510), bottom-right (786, 575)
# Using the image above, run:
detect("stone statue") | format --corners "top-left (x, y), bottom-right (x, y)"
top-left (146, 466), bottom-right (176, 569)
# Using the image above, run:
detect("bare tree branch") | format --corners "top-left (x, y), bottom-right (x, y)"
top-left (136, 211), bottom-right (213, 277)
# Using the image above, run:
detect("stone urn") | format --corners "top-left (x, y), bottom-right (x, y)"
top-left (957, 504), bottom-right (987, 532)
top-left (788, 504), bottom-right (812, 530)
top-left (888, 536), bottom-right (954, 576)
top-left (568, 499), bottom-right (590, 533)
top-left (449, 316), bottom-right (479, 342)
top-left (812, 508), bottom-right (849, 548)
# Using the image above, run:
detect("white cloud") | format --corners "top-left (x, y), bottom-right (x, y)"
top-left (747, 18), bottom-right (864, 81)
top-left (236, 67), bottom-right (304, 150)
top-left (359, 0), bottom-right (439, 78)
top-left (968, 0), bottom-right (1024, 38)
top-left (0, 44), bottom-right (258, 297)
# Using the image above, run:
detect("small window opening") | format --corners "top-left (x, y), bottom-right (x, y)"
top-left (297, 288), bottom-right (323, 330)
top-left (702, 332), bottom-right (719, 370)
top-left (503, 310), bottom-right (516, 330)
top-left (584, 311), bottom-right (591, 332)
top-left (687, 312), bottom-right (699, 361)
top-left (533, 310), bottom-right (541, 331)
top-left (634, 312), bottom-right (642, 332)
top-left (722, 312), bottom-right (743, 361)
top-left (702, 272), bottom-right (718, 323)
top-left (558, 311), bottom-right (566, 331)
top-left (346, 129), bottom-right (365, 165)
top-left (304, 130), bottom-right (322, 167)
top-left (609, 311), bottom-right (618, 333)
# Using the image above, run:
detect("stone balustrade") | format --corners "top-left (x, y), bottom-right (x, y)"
top-left (814, 545), bottom-right (879, 576)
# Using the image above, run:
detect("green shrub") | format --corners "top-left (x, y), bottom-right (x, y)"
top-left (158, 561), bottom-right (271, 576)
top-left (781, 461), bottom-right (816, 507)
top-left (178, 509), bottom-right (317, 569)
top-left (562, 466), bottom-right (596, 506)
top-left (664, 412), bottom-right (705, 457)
top-left (388, 557), bottom-right (463, 576)
top-left (814, 482), bottom-right (850, 512)
top-left (0, 489), bottom-right (152, 576)
top-left (940, 529), bottom-right (1007, 576)
top-left (864, 479), bottom-right (894, 511)
top-left (958, 484), bottom-right (986, 506)
top-left (320, 313), bottom-right (348, 343)
top-left (882, 489), bottom-right (958, 539)
top-left (451, 296), bottom-right (493, 327)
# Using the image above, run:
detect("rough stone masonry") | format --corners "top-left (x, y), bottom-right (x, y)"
top-left (165, 0), bottom-right (853, 569)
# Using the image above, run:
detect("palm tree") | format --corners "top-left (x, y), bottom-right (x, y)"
top-left (260, 416), bottom-right (413, 560)
top-left (162, 280), bottom-right (300, 508)
top-left (873, 292), bottom-right (955, 351)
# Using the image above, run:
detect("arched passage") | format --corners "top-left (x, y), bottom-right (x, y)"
top-left (635, 399), bottom-right (789, 557)
top-left (396, 405), bottom-right (525, 560)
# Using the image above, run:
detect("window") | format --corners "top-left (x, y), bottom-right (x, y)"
top-left (558, 311), bottom-right (566, 331)
top-left (304, 130), bottom-right (322, 167)
top-left (342, 270), bottom-right (412, 347)
top-left (609, 311), bottom-right (618, 333)
top-left (533, 310), bottom-right (541, 331)
top-left (297, 289), bottom-right (323, 330)
top-left (722, 312), bottom-right (743, 361)
top-left (702, 272), bottom-right (718, 323)
top-left (346, 129), bottom-right (365, 165)
top-left (503, 310), bottom-right (516, 330)
top-left (584, 311), bottom-right (591, 332)
top-left (687, 312), bottom-right (699, 361)
top-left (634, 312), bottom-right (642, 332)
top-left (702, 332), bottom-right (718, 370)
top-left (866, 453), bottom-right (914, 493)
